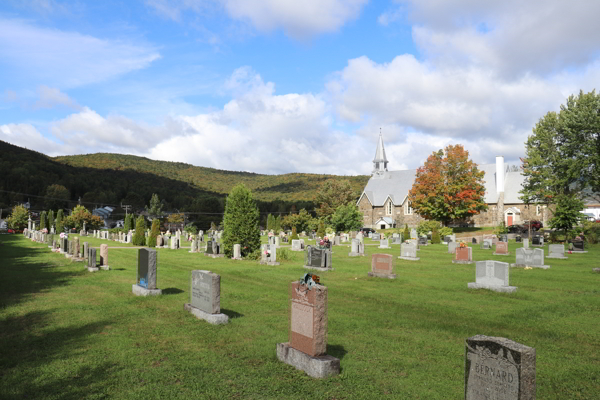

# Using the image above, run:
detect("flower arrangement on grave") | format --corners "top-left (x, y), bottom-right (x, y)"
top-left (268, 232), bottom-right (274, 237)
top-left (59, 232), bottom-right (66, 239)
top-left (42, 228), bottom-right (48, 234)
top-left (459, 241), bottom-right (467, 248)
top-left (299, 273), bottom-right (320, 289)
top-left (317, 236), bottom-right (330, 250)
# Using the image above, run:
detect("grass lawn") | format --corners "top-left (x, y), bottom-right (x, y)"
top-left (1, 234), bottom-right (598, 399)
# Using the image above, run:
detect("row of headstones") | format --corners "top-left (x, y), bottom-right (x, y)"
top-left (131, 247), bottom-right (537, 389)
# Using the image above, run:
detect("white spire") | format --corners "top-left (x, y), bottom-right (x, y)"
top-left (372, 128), bottom-right (388, 175)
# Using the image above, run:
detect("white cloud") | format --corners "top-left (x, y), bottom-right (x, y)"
top-left (146, 0), bottom-right (368, 39)
top-left (0, 18), bottom-right (161, 88)
top-left (0, 123), bottom-right (66, 155)
top-left (221, 0), bottom-right (368, 39)
top-left (33, 85), bottom-right (81, 110)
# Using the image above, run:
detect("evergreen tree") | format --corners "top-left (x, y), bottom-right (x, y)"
top-left (124, 214), bottom-right (133, 232)
top-left (146, 193), bottom-right (164, 219)
top-left (55, 209), bottom-right (64, 233)
top-left (317, 220), bottom-right (325, 238)
top-left (148, 219), bottom-right (160, 248)
top-left (48, 210), bottom-right (54, 230)
top-left (431, 227), bottom-right (441, 244)
top-left (291, 226), bottom-right (298, 240)
top-left (403, 224), bottom-right (410, 240)
top-left (549, 193), bottom-right (584, 233)
top-left (40, 211), bottom-right (47, 231)
top-left (221, 183), bottom-right (261, 257)
top-left (274, 215), bottom-right (282, 233)
top-left (132, 215), bottom-right (147, 246)
top-left (267, 214), bottom-right (275, 231)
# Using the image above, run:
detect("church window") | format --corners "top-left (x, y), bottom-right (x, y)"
top-left (405, 201), bottom-right (413, 215)
top-left (386, 202), bottom-right (392, 215)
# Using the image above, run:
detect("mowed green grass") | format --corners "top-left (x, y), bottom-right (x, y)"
top-left (1, 235), bottom-right (598, 400)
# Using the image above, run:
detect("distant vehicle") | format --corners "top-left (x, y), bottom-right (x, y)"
top-left (359, 227), bottom-right (376, 235)
top-left (523, 220), bottom-right (543, 231)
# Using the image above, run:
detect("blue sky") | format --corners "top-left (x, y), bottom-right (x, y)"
top-left (1, 0), bottom-right (599, 175)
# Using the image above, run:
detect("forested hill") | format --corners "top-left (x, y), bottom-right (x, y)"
top-left (0, 141), bottom-right (369, 228)
top-left (53, 153), bottom-right (369, 202)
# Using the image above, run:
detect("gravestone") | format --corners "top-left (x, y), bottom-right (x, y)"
top-left (398, 242), bottom-right (419, 261)
top-left (232, 244), bottom-right (242, 260)
top-left (547, 244), bottom-right (567, 259)
top-left (132, 248), bottom-right (161, 296)
top-left (72, 237), bottom-right (81, 259)
top-left (378, 239), bottom-right (391, 249)
top-left (481, 239), bottom-right (492, 250)
top-left (523, 239), bottom-right (529, 249)
top-left (531, 236), bottom-right (543, 247)
top-left (348, 239), bottom-right (365, 257)
top-left (499, 234), bottom-right (509, 242)
top-left (372, 233), bottom-right (381, 240)
top-left (392, 235), bottom-right (403, 245)
top-left (448, 241), bottom-right (458, 254)
top-left (184, 270), bottom-right (228, 324)
top-left (493, 242), bottom-right (510, 256)
top-left (88, 248), bottom-right (98, 272)
top-left (274, 237), bottom-right (280, 247)
top-left (205, 240), bottom-right (214, 255)
top-left (190, 239), bottom-right (197, 253)
top-left (472, 237), bottom-right (478, 244)
top-left (570, 240), bottom-right (586, 253)
top-left (410, 228), bottom-right (417, 239)
top-left (170, 237), bottom-right (179, 250)
top-left (205, 240), bottom-right (224, 258)
top-left (99, 244), bottom-right (109, 270)
top-left (468, 261), bottom-right (517, 293)
top-left (511, 248), bottom-right (549, 269)
top-left (83, 242), bottom-right (89, 260)
top-left (515, 236), bottom-right (522, 243)
top-left (465, 335), bottom-right (536, 400)
top-left (291, 239), bottom-right (304, 251)
top-left (333, 236), bottom-right (340, 246)
top-left (276, 278), bottom-right (340, 378)
top-left (260, 244), bottom-right (280, 265)
top-left (52, 240), bottom-right (57, 251)
top-left (368, 253), bottom-right (396, 279)
top-left (304, 246), bottom-right (332, 271)
top-left (453, 246), bottom-right (474, 264)
top-left (418, 236), bottom-right (428, 246)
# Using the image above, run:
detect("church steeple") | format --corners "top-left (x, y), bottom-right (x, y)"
top-left (372, 129), bottom-right (388, 175)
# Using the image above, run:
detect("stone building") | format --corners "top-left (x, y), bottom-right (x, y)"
top-left (357, 134), bottom-right (551, 229)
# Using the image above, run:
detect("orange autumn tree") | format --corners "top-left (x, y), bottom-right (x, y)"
top-left (408, 145), bottom-right (487, 226)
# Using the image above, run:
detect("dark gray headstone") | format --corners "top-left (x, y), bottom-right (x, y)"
top-left (88, 248), bottom-right (96, 268)
top-left (465, 335), bottom-right (536, 400)
top-left (137, 248), bottom-right (157, 289)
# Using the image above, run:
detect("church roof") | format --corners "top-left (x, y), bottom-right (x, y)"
top-left (373, 134), bottom-right (388, 163)
top-left (359, 163), bottom-right (528, 206)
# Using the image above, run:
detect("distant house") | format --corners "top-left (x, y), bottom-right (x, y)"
top-left (92, 206), bottom-right (114, 219)
top-left (358, 134), bottom-right (553, 228)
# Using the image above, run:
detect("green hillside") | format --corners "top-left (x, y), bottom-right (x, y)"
top-left (53, 153), bottom-right (369, 202)
top-left (0, 141), bottom-right (369, 228)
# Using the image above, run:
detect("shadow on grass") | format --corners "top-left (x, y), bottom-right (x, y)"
top-left (0, 235), bottom-right (82, 309)
top-left (0, 310), bottom-right (119, 400)
top-left (327, 344), bottom-right (347, 361)
top-left (162, 287), bottom-right (184, 295)
top-left (221, 308), bottom-right (244, 319)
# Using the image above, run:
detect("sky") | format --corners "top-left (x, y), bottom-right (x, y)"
top-left (1, 0), bottom-right (599, 176)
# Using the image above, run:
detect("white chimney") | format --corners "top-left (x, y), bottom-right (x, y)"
top-left (496, 156), bottom-right (505, 193)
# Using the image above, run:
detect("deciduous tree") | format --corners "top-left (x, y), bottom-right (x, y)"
top-left (45, 184), bottom-right (70, 210)
top-left (330, 204), bottom-right (363, 232)
top-left (408, 145), bottom-right (487, 226)
top-left (64, 205), bottom-right (104, 231)
top-left (315, 180), bottom-right (357, 222)
top-left (7, 205), bottom-right (29, 231)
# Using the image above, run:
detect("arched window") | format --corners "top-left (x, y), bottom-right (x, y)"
top-left (387, 202), bottom-right (392, 215)
top-left (405, 201), bottom-right (413, 215)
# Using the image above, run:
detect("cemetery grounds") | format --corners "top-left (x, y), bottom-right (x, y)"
top-left (0, 234), bottom-right (598, 399)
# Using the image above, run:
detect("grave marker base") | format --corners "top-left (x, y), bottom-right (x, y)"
top-left (348, 252), bottom-right (364, 257)
top-left (303, 266), bottom-right (333, 271)
top-left (570, 250), bottom-right (588, 253)
top-left (368, 271), bottom-right (396, 279)
top-left (510, 263), bottom-right (550, 269)
top-left (547, 255), bottom-right (568, 259)
top-left (467, 283), bottom-right (518, 293)
top-left (378, 246), bottom-right (391, 249)
top-left (231, 257), bottom-right (243, 260)
top-left (184, 303), bottom-right (229, 325)
top-left (276, 342), bottom-right (340, 379)
top-left (451, 260), bottom-right (473, 264)
top-left (132, 284), bottom-right (162, 296)
top-left (87, 267), bottom-right (99, 272)
top-left (204, 254), bottom-right (225, 258)
top-left (99, 265), bottom-right (110, 270)
top-left (398, 256), bottom-right (420, 261)
top-left (492, 252), bottom-right (511, 256)
top-left (260, 261), bottom-right (280, 266)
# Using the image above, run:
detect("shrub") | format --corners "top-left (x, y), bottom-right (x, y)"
top-left (291, 226), bottom-right (299, 240)
top-left (417, 220), bottom-right (441, 237)
top-left (40, 211), bottom-right (47, 231)
top-left (132, 215), bottom-right (147, 246)
top-left (439, 226), bottom-right (453, 238)
top-left (317, 220), bottom-right (325, 238)
top-left (7, 205), bottom-right (29, 231)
